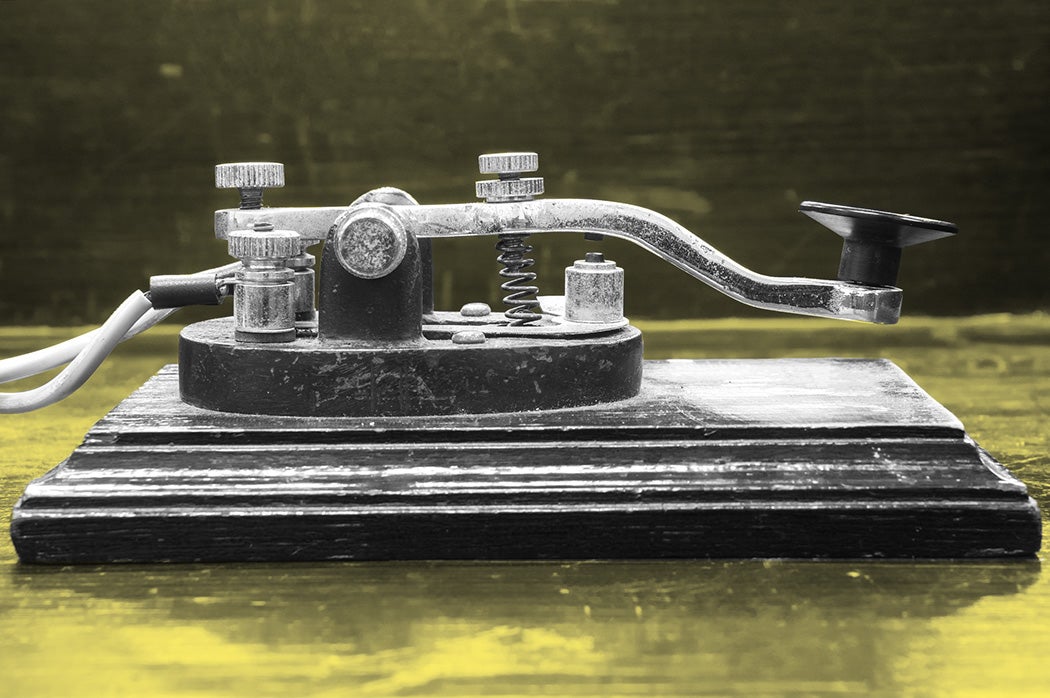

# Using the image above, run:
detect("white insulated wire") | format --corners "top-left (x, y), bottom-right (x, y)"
top-left (0, 262), bottom-right (240, 385)
top-left (0, 261), bottom-right (242, 412)
top-left (0, 307), bottom-right (177, 384)
top-left (0, 291), bottom-right (154, 413)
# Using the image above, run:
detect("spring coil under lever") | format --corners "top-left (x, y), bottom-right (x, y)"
top-left (495, 233), bottom-right (540, 325)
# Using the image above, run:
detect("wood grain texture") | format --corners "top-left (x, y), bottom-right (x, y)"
top-left (10, 359), bottom-right (1040, 563)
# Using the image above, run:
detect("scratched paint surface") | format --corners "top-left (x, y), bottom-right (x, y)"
top-left (1, 315), bottom-right (1048, 696)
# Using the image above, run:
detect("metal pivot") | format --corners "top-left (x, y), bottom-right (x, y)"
top-left (318, 203), bottom-right (423, 343)
top-left (476, 152), bottom-right (545, 326)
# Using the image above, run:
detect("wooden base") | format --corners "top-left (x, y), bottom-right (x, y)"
top-left (10, 359), bottom-right (1040, 563)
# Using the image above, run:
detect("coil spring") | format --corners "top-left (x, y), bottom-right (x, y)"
top-left (495, 233), bottom-right (540, 325)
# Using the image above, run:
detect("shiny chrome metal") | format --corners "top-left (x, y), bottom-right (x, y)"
top-left (330, 204), bottom-right (408, 280)
top-left (424, 310), bottom-right (629, 338)
top-left (288, 249), bottom-right (316, 329)
top-left (450, 330), bottom-right (487, 345)
top-left (214, 189), bottom-right (420, 244)
top-left (564, 253), bottom-right (625, 324)
top-left (216, 197), bottom-right (904, 324)
top-left (216, 206), bottom-right (343, 243)
top-left (459, 302), bottom-right (492, 317)
top-left (477, 151), bottom-right (544, 325)
top-left (402, 199), bottom-right (903, 324)
top-left (478, 152), bottom-right (539, 174)
top-left (215, 162), bottom-right (285, 210)
top-left (476, 177), bottom-right (544, 202)
top-left (227, 227), bottom-right (299, 343)
top-left (476, 151), bottom-right (543, 203)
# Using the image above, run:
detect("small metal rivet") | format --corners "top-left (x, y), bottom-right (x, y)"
top-left (452, 330), bottom-right (487, 345)
top-left (460, 302), bottom-right (492, 317)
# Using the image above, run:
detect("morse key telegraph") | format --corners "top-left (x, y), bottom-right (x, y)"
top-left (6, 153), bottom-right (1040, 563)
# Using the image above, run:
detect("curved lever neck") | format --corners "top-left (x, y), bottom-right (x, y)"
top-left (396, 199), bottom-right (902, 324)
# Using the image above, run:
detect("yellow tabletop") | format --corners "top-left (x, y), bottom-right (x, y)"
top-left (2, 315), bottom-right (1048, 697)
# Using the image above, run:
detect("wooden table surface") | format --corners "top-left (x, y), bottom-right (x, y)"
top-left (2, 315), bottom-right (1048, 697)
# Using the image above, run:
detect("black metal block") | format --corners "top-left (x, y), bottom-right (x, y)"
top-left (179, 319), bottom-right (644, 416)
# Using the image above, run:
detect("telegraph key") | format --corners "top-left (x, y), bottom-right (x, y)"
top-left (7, 154), bottom-right (1039, 563)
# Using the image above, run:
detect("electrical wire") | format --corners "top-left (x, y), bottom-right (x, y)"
top-left (0, 262), bottom-right (240, 385)
top-left (0, 291), bottom-right (154, 413)
top-left (0, 307), bottom-right (177, 385)
top-left (0, 261), bottom-right (241, 412)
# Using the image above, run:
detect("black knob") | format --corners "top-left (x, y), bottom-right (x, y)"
top-left (799, 201), bottom-right (957, 287)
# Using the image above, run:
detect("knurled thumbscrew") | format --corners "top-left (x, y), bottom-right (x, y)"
top-left (228, 225), bottom-right (302, 264)
top-left (476, 152), bottom-right (544, 202)
top-left (216, 162), bottom-right (285, 210)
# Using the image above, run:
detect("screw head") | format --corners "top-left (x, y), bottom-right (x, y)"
top-left (228, 229), bottom-right (301, 261)
top-left (333, 205), bottom-right (409, 279)
top-left (478, 152), bottom-right (539, 175)
top-left (215, 162), bottom-right (286, 190)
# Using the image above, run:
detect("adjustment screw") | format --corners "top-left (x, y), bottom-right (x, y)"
top-left (479, 152), bottom-right (539, 174)
top-left (476, 151), bottom-right (544, 203)
top-left (216, 162), bottom-right (285, 210)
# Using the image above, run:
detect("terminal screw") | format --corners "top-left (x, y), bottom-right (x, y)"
top-left (228, 225), bottom-right (301, 261)
top-left (228, 225), bottom-right (300, 343)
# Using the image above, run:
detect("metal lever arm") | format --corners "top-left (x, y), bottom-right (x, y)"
top-left (217, 198), bottom-right (903, 324)
top-left (403, 199), bottom-right (901, 324)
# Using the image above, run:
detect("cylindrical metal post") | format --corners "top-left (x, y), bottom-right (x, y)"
top-left (564, 252), bottom-right (624, 323)
top-left (228, 229), bottom-right (300, 343)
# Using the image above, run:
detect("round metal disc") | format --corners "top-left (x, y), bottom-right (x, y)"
top-left (800, 201), bottom-right (957, 248)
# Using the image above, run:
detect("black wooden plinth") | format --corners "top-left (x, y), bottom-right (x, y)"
top-left (10, 359), bottom-right (1041, 563)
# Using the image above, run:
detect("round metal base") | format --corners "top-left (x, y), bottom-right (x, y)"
top-left (179, 318), bottom-right (643, 417)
